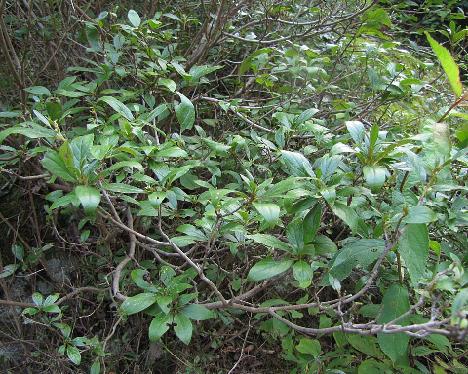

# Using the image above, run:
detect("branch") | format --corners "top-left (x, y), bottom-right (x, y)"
top-left (0, 287), bottom-right (104, 309)
top-left (269, 310), bottom-right (459, 338)
top-left (111, 209), bottom-right (136, 301)
top-left (157, 207), bottom-right (228, 305)
top-left (98, 208), bottom-right (169, 246)
top-left (200, 96), bottom-right (275, 133)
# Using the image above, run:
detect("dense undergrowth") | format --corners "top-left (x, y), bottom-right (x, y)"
top-left (0, 1), bottom-right (467, 373)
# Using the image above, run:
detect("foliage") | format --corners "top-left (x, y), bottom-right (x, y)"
top-left (0, 0), bottom-right (467, 373)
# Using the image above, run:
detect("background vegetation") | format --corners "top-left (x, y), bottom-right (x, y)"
top-left (0, 0), bottom-right (467, 373)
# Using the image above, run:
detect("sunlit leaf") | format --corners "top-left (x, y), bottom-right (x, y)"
top-left (426, 32), bottom-right (463, 97)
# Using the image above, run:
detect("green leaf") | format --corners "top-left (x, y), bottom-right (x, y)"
top-left (99, 96), bottom-right (134, 121)
top-left (90, 360), bottom-right (101, 374)
top-left (426, 32), bottom-right (463, 97)
top-left (332, 203), bottom-right (368, 236)
top-left (0, 264), bottom-right (19, 279)
top-left (43, 294), bottom-right (60, 306)
top-left (404, 206), bottom-right (437, 224)
top-left (377, 284), bottom-right (410, 364)
top-left (148, 191), bottom-right (166, 207)
top-left (170, 236), bottom-right (196, 247)
top-left (120, 293), bottom-right (156, 315)
top-left (86, 24), bottom-right (101, 51)
top-left (295, 108), bottom-right (319, 125)
top-left (358, 359), bottom-right (393, 374)
top-left (50, 192), bottom-right (79, 209)
top-left (248, 258), bottom-right (293, 281)
top-left (292, 260), bottom-right (313, 288)
top-left (433, 122), bottom-right (451, 161)
top-left (203, 138), bottom-right (230, 155)
top-left (295, 338), bottom-right (321, 357)
top-left (451, 288), bottom-right (468, 322)
top-left (55, 323), bottom-right (71, 339)
top-left (32, 292), bottom-right (44, 306)
top-left (141, 103), bottom-right (168, 123)
top-left (131, 269), bottom-right (159, 292)
top-left (312, 235), bottom-right (337, 255)
top-left (25, 86), bottom-right (51, 96)
top-left (0, 125), bottom-right (56, 143)
top-left (254, 203), bottom-right (280, 225)
top-left (175, 93), bottom-right (195, 132)
top-left (160, 266), bottom-right (176, 286)
top-left (103, 160), bottom-right (143, 175)
top-left (149, 313), bottom-right (173, 341)
top-left (155, 146), bottom-right (188, 158)
top-left (286, 219), bottom-right (304, 252)
top-left (42, 151), bottom-right (78, 182)
top-left (369, 123), bottom-right (379, 152)
top-left (246, 234), bottom-right (291, 251)
top-left (281, 150), bottom-right (315, 177)
top-left (0, 111), bottom-right (21, 118)
top-left (31, 111), bottom-right (48, 126)
top-left (75, 186), bottom-right (100, 214)
top-left (101, 182), bottom-right (144, 194)
top-left (155, 294), bottom-right (173, 314)
top-left (399, 224), bottom-right (429, 286)
top-left (346, 121), bottom-right (365, 144)
top-left (11, 244), bottom-right (24, 261)
top-left (347, 335), bottom-right (382, 358)
top-left (174, 313), bottom-right (193, 344)
top-left (182, 304), bottom-right (215, 320)
top-left (128, 9), bottom-right (141, 27)
top-left (329, 239), bottom-right (385, 281)
top-left (158, 78), bottom-right (177, 92)
top-left (42, 304), bottom-right (61, 313)
top-left (176, 224), bottom-right (206, 240)
top-left (46, 101), bottom-right (62, 120)
top-left (66, 345), bottom-right (81, 365)
top-left (303, 204), bottom-right (322, 243)
top-left (188, 64), bottom-right (223, 82)
top-left (363, 166), bottom-right (387, 191)
top-left (69, 134), bottom-right (94, 169)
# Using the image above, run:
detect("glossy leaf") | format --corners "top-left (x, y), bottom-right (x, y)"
top-left (295, 108), bottom-right (319, 125)
top-left (175, 93), bottom-right (195, 132)
top-left (66, 345), bottom-right (81, 365)
top-left (101, 182), bottom-right (144, 194)
top-left (254, 203), bottom-right (280, 225)
top-left (158, 78), bottom-right (177, 92)
top-left (181, 304), bottom-right (215, 320)
top-left (295, 338), bottom-right (321, 357)
top-left (303, 204), bottom-right (322, 243)
top-left (149, 313), bottom-right (173, 341)
top-left (120, 293), bottom-right (156, 315)
top-left (404, 206), bottom-right (437, 224)
top-left (25, 86), bottom-right (51, 96)
top-left (246, 234), bottom-right (291, 251)
top-left (41, 151), bottom-right (77, 182)
top-left (293, 260), bottom-right (313, 288)
top-left (377, 284), bottom-right (410, 364)
top-left (426, 32), bottom-right (463, 97)
top-left (248, 259), bottom-right (293, 281)
top-left (174, 313), bottom-right (193, 344)
top-left (281, 150), bottom-right (315, 177)
top-left (128, 9), bottom-right (141, 27)
top-left (363, 166), bottom-right (387, 191)
top-left (75, 186), bottom-right (100, 214)
top-left (332, 203), bottom-right (368, 236)
top-left (99, 96), bottom-right (134, 121)
top-left (399, 224), bottom-right (429, 286)
top-left (329, 239), bottom-right (385, 281)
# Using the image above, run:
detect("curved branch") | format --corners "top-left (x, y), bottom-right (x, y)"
top-left (111, 209), bottom-right (136, 301)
